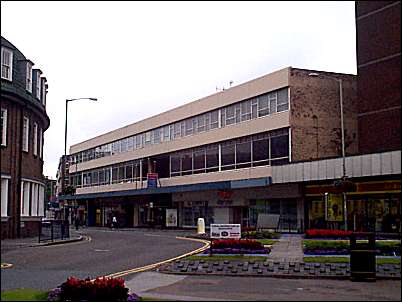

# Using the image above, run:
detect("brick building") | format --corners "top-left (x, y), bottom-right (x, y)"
top-left (356, 1), bottom-right (401, 153)
top-left (1, 36), bottom-right (50, 239)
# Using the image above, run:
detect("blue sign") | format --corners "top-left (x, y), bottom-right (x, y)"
top-left (147, 173), bottom-right (158, 188)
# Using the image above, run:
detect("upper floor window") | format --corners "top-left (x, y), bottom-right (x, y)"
top-left (33, 123), bottom-right (38, 156)
top-left (26, 62), bottom-right (33, 92)
top-left (22, 116), bottom-right (29, 152)
top-left (1, 108), bottom-right (7, 146)
top-left (35, 71), bottom-right (42, 99)
top-left (39, 128), bottom-right (43, 158)
top-left (41, 79), bottom-right (47, 106)
top-left (1, 48), bottom-right (13, 81)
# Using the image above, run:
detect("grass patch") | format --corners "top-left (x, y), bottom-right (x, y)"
top-left (303, 256), bottom-right (400, 265)
top-left (1, 289), bottom-right (49, 301)
top-left (185, 255), bottom-right (268, 262)
top-left (256, 239), bottom-right (276, 245)
top-left (304, 256), bottom-right (349, 263)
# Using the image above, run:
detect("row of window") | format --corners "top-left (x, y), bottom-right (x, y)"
top-left (0, 178), bottom-right (45, 217)
top-left (1, 108), bottom-right (44, 157)
top-left (1, 47), bottom-right (47, 107)
top-left (70, 128), bottom-right (290, 189)
top-left (70, 88), bottom-right (289, 165)
top-left (20, 180), bottom-right (45, 217)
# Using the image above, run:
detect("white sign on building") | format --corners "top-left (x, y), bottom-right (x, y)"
top-left (210, 224), bottom-right (241, 239)
top-left (165, 209), bottom-right (178, 227)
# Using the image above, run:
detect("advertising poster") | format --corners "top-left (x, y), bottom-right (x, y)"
top-left (325, 193), bottom-right (343, 221)
top-left (165, 209), bottom-right (178, 227)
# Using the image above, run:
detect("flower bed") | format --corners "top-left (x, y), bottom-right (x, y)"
top-left (303, 239), bottom-right (401, 256)
top-left (305, 229), bottom-right (352, 239)
top-left (47, 276), bottom-right (139, 301)
top-left (209, 239), bottom-right (271, 254)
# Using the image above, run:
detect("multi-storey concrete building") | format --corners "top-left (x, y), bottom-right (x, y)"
top-left (62, 67), bottom-right (358, 230)
top-left (1, 36), bottom-right (50, 239)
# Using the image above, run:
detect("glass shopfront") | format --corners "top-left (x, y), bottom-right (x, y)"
top-left (306, 180), bottom-right (401, 233)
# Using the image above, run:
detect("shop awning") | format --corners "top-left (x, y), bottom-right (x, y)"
top-left (59, 177), bottom-right (272, 200)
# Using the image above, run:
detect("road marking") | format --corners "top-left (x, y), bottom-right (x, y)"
top-left (94, 249), bottom-right (110, 252)
top-left (91, 236), bottom-right (210, 280)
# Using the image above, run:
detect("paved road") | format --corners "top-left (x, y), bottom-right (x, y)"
top-left (1, 228), bottom-right (203, 291)
top-left (127, 272), bottom-right (402, 301)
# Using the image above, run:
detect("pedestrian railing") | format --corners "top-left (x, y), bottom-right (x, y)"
top-left (39, 220), bottom-right (70, 242)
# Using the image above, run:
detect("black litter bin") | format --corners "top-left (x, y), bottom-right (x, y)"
top-left (350, 232), bottom-right (376, 281)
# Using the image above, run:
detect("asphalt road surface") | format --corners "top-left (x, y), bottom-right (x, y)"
top-left (1, 228), bottom-right (203, 291)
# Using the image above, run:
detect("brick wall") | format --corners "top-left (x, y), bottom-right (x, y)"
top-left (289, 68), bottom-right (358, 162)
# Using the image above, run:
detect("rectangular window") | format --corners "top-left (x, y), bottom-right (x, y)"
top-left (193, 148), bottom-right (206, 173)
top-left (152, 128), bottom-right (161, 144)
top-left (206, 145), bottom-right (219, 172)
top-left (174, 122), bottom-right (181, 139)
top-left (252, 138), bottom-right (269, 166)
top-left (170, 154), bottom-right (181, 176)
top-left (39, 128), bottom-right (43, 158)
top-left (225, 105), bottom-right (236, 126)
top-left (258, 95), bottom-right (269, 117)
top-left (1, 108), bottom-right (7, 146)
top-left (144, 131), bottom-right (151, 145)
top-left (163, 125), bottom-right (170, 142)
top-left (221, 142), bottom-right (235, 170)
top-left (277, 88), bottom-right (289, 112)
top-left (197, 114), bottom-right (206, 133)
top-left (112, 141), bottom-right (121, 154)
top-left (185, 119), bottom-right (193, 136)
top-left (181, 152), bottom-right (193, 175)
top-left (271, 134), bottom-right (289, 165)
top-left (41, 78), bottom-right (47, 106)
top-left (269, 92), bottom-right (277, 114)
top-left (210, 110), bottom-right (218, 129)
top-left (241, 100), bottom-right (252, 122)
top-left (36, 72), bottom-right (41, 99)
top-left (1, 178), bottom-right (9, 216)
top-left (236, 139), bottom-right (251, 168)
top-left (22, 117), bottom-right (29, 152)
top-left (125, 164), bottom-right (133, 181)
top-left (135, 134), bottom-right (143, 149)
top-left (33, 123), bottom-right (38, 156)
top-left (251, 98), bottom-right (258, 119)
top-left (26, 63), bottom-right (33, 92)
top-left (1, 48), bottom-right (13, 81)
top-left (127, 136), bottom-right (134, 151)
top-left (121, 138), bottom-right (128, 153)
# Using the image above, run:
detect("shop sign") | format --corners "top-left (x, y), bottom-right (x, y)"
top-left (166, 209), bottom-right (178, 227)
top-left (325, 193), bottom-right (343, 222)
top-left (147, 173), bottom-right (158, 188)
top-left (210, 224), bottom-right (241, 239)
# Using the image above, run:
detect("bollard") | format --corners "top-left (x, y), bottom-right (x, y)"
top-left (197, 218), bottom-right (205, 235)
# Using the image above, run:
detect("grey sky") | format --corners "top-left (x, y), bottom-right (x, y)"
top-left (1, 1), bottom-right (357, 178)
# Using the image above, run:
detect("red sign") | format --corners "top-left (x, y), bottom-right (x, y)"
top-left (218, 190), bottom-right (233, 200)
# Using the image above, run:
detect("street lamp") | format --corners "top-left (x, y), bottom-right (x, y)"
top-left (63, 97), bottom-right (97, 221)
top-left (308, 73), bottom-right (348, 230)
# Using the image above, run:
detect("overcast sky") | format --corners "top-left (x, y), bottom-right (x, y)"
top-left (1, 1), bottom-right (357, 178)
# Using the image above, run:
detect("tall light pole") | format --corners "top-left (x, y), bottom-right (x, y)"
top-left (308, 73), bottom-right (348, 230)
top-left (63, 97), bottom-right (97, 221)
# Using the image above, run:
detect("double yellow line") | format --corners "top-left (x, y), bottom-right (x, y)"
top-left (91, 236), bottom-right (210, 280)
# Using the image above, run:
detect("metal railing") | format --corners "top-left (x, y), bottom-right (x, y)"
top-left (39, 220), bottom-right (70, 242)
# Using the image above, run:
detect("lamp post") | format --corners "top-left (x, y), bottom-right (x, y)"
top-left (64, 97), bottom-right (97, 222)
top-left (308, 73), bottom-right (347, 230)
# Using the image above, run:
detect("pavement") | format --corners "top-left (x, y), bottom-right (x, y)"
top-left (1, 228), bottom-right (84, 253)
